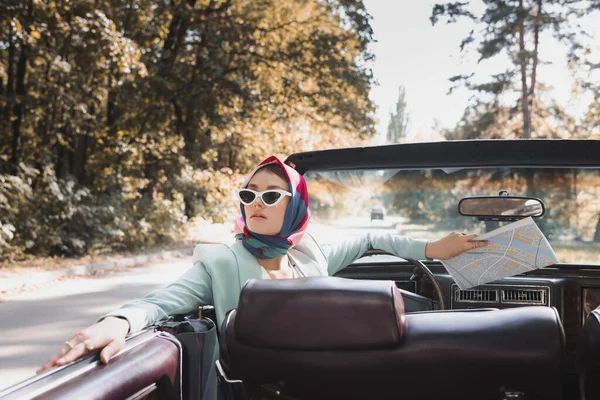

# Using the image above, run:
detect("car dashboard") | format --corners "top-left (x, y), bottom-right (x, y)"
top-left (336, 255), bottom-right (600, 382)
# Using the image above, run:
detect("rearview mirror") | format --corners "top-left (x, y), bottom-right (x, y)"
top-left (458, 196), bottom-right (545, 219)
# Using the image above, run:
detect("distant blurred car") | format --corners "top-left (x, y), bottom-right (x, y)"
top-left (370, 207), bottom-right (385, 221)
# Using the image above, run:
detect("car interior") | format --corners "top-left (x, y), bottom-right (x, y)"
top-left (2, 140), bottom-right (600, 400)
top-left (219, 276), bottom-right (565, 400)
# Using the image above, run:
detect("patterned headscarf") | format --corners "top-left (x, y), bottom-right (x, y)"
top-left (233, 155), bottom-right (310, 259)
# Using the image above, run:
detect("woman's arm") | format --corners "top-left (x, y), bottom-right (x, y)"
top-left (97, 258), bottom-right (214, 334)
top-left (325, 232), bottom-right (487, 276)
top-left (40, 247), bottom-right (217, 372)
top-left (325, 233), bottom-right (429, 276)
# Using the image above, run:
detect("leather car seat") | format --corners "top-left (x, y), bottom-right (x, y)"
top-left (577, 305), bottom-right (600, 400)
top-left (219, 277), bottom-right (565, 400)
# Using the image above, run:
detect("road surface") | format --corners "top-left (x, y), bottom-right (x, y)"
top-left (0, 258), bottom-right (193, 391)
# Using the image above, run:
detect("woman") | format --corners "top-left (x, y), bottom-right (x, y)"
top-left (38, 155), bottom-right (488, 372)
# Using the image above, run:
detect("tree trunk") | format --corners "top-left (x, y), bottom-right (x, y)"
top-left (72, 134), bottom-right (89, 184)
top-left (55, 112), bottom-right (70, 180)
top-left (107, 87), bottom-right (116, 128)
top-left (183, 47), bottom-right (212, 167)
top-left (594, 216), bottom-right (600, 242)
top-left (518, 0), bottom-right (531, 140)
top-left (0, 76), bottom-right (4, 120)
top-left (5, 32), bottom-right (15, 121)
top-left (55, 144), bottom-right (68, 180)
top-left (11, 42), bottom-right (28, 171)
top-left (159, 0), bottom-right (198, 76)
top-left (142, 156), bottom-right (158, 201)
top-left (518, 0), bottom-right (535, 195)
top-left (529, 0), bottom-right (542, 118)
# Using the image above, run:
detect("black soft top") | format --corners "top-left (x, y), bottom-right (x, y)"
top-left (285, 139), bottom-right (600, 174)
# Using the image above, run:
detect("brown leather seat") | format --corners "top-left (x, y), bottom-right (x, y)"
top-left (220, 277), bottom-right (565, 400)
top-left (577, 306), bottom-right (600, 400)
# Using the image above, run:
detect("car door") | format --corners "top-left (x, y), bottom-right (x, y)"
top-left (0, 330), bottom-right (182, 400)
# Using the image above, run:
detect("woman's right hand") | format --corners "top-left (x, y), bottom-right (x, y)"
top-left (37, 317), bottom-right (130, 374)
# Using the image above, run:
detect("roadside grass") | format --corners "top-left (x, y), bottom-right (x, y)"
top-left (0, 240), bottom-right (198, 276)
top-left (0, 220), bottom-right (234, 276)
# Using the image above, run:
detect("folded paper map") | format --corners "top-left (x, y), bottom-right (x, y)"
top-left (441, 217), bottom-right (559, 290)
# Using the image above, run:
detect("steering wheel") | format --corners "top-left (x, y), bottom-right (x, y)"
top-left (407, 259), bottom-right (446, 310)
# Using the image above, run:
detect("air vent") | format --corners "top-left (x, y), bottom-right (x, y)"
top-left (456, 289), bottom-right (498, 303)
top-left (501, 289), bottom-right (546, 305)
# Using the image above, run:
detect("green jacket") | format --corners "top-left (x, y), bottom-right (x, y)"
top-left (99, 233), bottom-right (429, 333)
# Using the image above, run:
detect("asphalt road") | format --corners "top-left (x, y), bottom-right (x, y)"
top-left (0, 217), bottom-right (408, 391)
top-left (0, 258), bottom-right (193, 391)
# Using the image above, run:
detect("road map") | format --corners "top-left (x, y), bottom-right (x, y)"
top-left (441, 217), bottom-right (560, 290)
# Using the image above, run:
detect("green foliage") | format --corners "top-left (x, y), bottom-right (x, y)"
top-left (0, 163), bottom-right (191, 260)
top-left (385, 168), bottom-right (597, 241)
top-left (432, 0), bottom-right (600, 140)
top-left (0, 0), bottom-right (377, 260)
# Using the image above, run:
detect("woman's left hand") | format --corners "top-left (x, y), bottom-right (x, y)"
top-left (425, 232), bottom-right (490, 260)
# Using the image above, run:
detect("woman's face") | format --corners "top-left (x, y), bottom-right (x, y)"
top-left (243, 169), bottom-right (290, 236)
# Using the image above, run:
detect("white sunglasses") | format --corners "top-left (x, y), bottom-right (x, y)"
top-left (235, 188), bottom-right (291, 206)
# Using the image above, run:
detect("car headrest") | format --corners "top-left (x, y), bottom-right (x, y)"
top-left (222, 304), bottom-right (564, 400)
top-left (234, 277), bottom-right (405, 350)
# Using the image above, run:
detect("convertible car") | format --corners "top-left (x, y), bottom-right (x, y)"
top-left (2, 139), bottom-right (600, 400)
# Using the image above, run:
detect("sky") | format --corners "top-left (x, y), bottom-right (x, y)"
top-left (364, 0), bottom-right (600, 143)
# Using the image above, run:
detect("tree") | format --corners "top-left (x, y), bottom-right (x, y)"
top-left (431, 0), bottom-right (600, 140)
top-left (0, 0), bottom-right (378, 259)
top-left (386, 86), bottom-right (410, 144)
